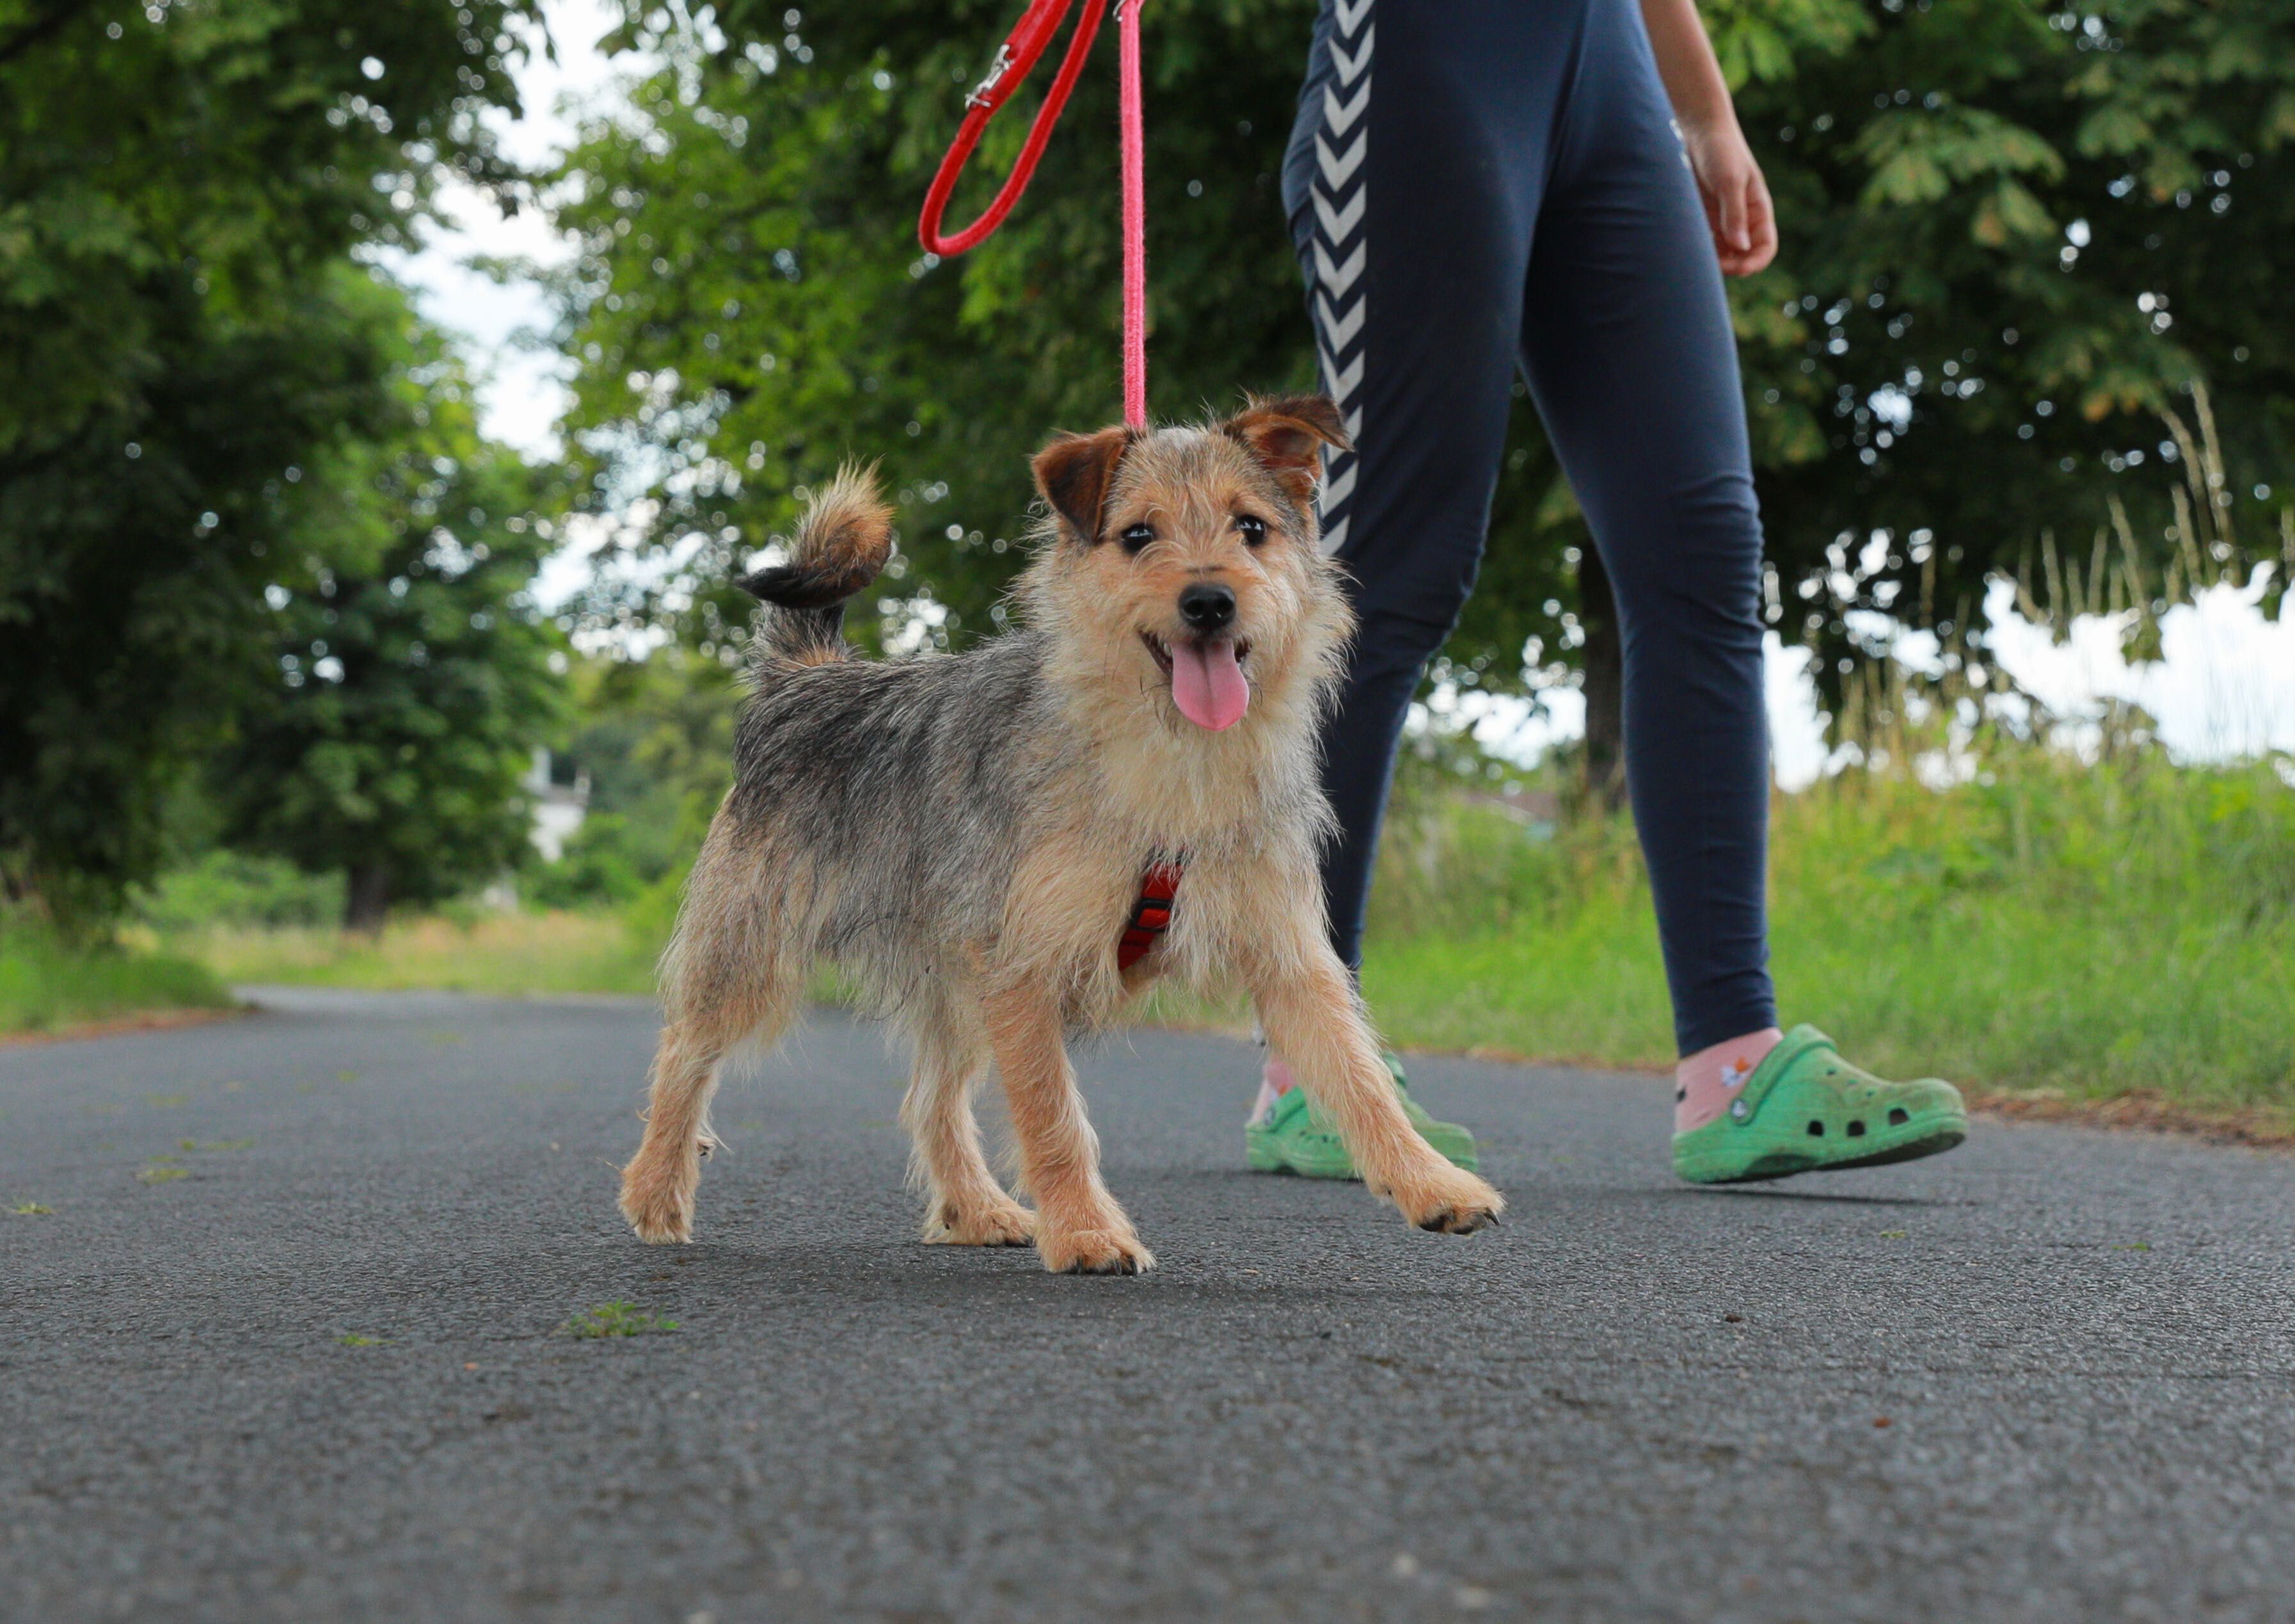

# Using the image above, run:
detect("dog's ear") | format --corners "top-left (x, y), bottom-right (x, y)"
top-left (1223, 394), bottom-right (1352, 506)
top-left (1031, 426), bottom-right (1132, 544)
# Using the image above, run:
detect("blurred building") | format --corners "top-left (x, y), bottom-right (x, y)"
top-left (523, 747), bottom-right (589, 863)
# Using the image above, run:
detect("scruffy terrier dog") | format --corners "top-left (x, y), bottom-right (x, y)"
top-left (618, 395), bottom-right (1504, 1273)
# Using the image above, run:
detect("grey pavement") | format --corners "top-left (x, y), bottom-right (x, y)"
top-left (4, 986), bottom-right (2294, 1623)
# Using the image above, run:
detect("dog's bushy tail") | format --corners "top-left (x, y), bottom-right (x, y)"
top-left (737, 463), bottom-right (894, 667)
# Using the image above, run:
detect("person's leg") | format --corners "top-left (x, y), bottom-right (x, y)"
top-left (1513, 0), bottom-right (1777, 1079)
top-left (1520, 0), bottom-right (1964, 1179)
top-left (1250, 0), bottom-right (1572, 1158)
top-left (1280, 0), bottom-right (1575, 972)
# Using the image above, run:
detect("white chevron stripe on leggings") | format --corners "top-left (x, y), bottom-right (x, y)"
top-left (1316, 129), bottom-right (1366, 189)
top-left (1308, 0), bottom-right (1370, 558)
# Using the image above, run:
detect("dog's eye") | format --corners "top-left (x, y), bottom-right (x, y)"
top-left (1119, 523), bottom-right (1155, 552)
top-left (1235, 514), bottom-right (1267, 545)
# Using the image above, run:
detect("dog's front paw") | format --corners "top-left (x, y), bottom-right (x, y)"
top-left (1393, 1165), bottom-right (1504, 1236)
top-left (619, 1158), bottom-right (695, 1245)
top-left (924, 1197), bottom-right (1038, 1247)
top-left (1037, 1226), bottom-right (1157, 1276)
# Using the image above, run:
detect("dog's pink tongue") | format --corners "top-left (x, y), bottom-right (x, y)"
top-left (1170, 639), bottom-right (1250, 731)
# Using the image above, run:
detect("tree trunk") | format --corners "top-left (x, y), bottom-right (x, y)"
top-left (1578, 546), bottom-right (1628, 815)
top-left (344, 863), bottom-right (391, 935)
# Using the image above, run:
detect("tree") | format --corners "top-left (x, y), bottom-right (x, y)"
top-left (1722, 0), bottom-right (2295, 687)
top-left (527, 649), bottom-right (745, 907)
top-left (552, 0), bottom-right (2294, 783)
top-left (0, 0), bottom-right (541, 921)
top-left (210, 286), bottom-right (565, 932)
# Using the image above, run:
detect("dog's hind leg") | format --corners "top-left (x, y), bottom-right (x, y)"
top-left (619, 873), bottom-right (801, 1245)
top-left (980, 982), bottom-right (1153, 1275)
top-left (902, 1008), bottom-right (1035, 1247)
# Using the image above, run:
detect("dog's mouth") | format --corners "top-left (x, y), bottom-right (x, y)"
top-left (1141, 632), bottom-right (1253, 732)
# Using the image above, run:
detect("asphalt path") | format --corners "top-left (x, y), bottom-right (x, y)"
top-left (5, 987), bottom-right (2295, 1623)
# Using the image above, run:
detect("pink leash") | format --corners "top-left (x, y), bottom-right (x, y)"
top-left (918, 0), bottom-right (1150, 429)
top-left (1115, 0), bottom-right (1147, 428)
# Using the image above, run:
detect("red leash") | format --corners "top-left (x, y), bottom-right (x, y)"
top-left (919, 0), bottom-right (1150, 429)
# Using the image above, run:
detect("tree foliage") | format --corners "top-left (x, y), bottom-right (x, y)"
top-left (0, 0), bottom-right (542, 919)
top-left (555, 0), bottom-right (1320, 661)
top-left (555, 0), bottom-right (2293, 722)
top-left (1729, 0), bottom-right (2295, 676)
top-left (209, 289), bottom-right (564, 931)
top-left (528, 650), bottom-right (744, 908)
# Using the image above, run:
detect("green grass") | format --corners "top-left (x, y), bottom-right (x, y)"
top-left (0, 918), bottom-right (234, 1036)
top-left (155, 742), bottom-right (2295, 1133)
top-left (1361, 752), bottom-right (2295, 1126)
top-left (177, 909), bottom-right (657, 997)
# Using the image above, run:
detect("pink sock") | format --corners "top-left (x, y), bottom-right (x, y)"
top-left (1675, 1028), bottom-right (1784, 1133)
top-left (1248, 1056), bottom-right (1296, 1124)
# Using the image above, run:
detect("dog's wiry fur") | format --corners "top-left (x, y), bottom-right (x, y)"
top-left (619, 396), bottom-right (1504, 1273)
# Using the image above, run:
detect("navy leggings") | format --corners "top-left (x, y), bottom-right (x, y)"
top-left (1283, 0), bottom-right (1777, 1055)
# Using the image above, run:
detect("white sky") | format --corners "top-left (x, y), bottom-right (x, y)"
top-left (1981, 573), bottom-right (2295, 765)
top-left (383, 0), bottom-right (628, 462)
top-left (402, 1), bottom-right (2295, 785)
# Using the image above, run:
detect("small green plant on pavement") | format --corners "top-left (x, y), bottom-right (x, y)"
top-left (564, 1302), bottom-right (679, 1339)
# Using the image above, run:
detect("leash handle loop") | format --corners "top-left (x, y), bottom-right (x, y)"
top-left (918, 0), bottom-right (1108, 259)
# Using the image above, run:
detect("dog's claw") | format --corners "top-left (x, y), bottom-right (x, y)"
top-left (1042, 1229), bottom-right (1155, 1275)
top-left (1063, 1255), bottom-right (1138, 1276)
top-left (1399, 1165), bottom-right (1505, 1236)
top-left (1418, 1206), bottom-right (1497, 1235)
top-left (924, 1200), bottom-right (1038, 1248)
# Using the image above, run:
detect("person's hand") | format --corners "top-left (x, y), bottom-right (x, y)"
top-left (1681, 118), bottom-right (1776, 276)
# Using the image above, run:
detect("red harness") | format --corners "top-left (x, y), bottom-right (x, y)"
top-left (1115, 861), bottom-right (1184, 971)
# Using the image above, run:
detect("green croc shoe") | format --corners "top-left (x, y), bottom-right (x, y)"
top-left (1672, 1024), bottom-right (1967, 1185)
top-left (1246, 1053), bottom-right (1479, 1179)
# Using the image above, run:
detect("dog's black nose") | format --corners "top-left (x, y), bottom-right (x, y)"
top-left (1177, 582), bottom-right (1236, 634)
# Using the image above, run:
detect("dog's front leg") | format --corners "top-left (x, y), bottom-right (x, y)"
top-left (980, 982), bottom-right (1154, 1275)
top-left (1249, 950), bottom-right (1504, 1235)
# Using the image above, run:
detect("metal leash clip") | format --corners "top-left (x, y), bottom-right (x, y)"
top-left (921, 0), bottom-right (1113, 258)
top-left (965, 42), bottom-right (1015, 107)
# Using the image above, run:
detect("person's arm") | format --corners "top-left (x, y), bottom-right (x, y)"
top-left (1639, 0), bottom-right (1776, 276)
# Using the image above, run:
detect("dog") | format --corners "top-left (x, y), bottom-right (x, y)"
top-left (617, 394), bottom-right (1504, 1273)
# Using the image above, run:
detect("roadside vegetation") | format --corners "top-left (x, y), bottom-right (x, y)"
top-left (180, 909), bottom-right (656, 999)
top-left (142, 655), bottom-right (2295, 1134)
top-left (1365, 745), bottom-right (2295, 1131)
top-left (0, 916), bottom-right (232, 1038)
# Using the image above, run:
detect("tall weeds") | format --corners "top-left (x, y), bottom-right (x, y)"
top-left (0, 912), bottom-right (231, 1034)
top-left (1362, 668), bottom-right (2295, 1115)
